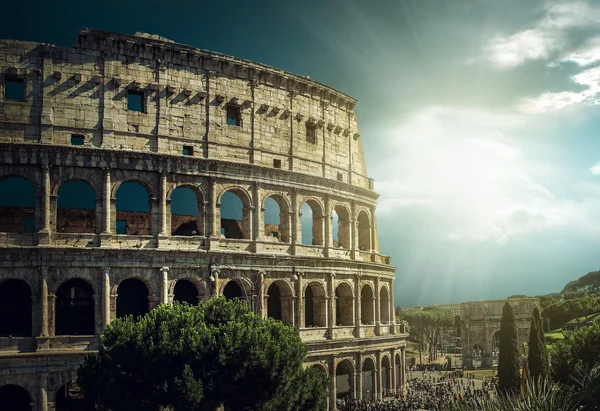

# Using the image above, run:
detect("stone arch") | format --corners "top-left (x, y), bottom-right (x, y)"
top-left (262, 193), bottom-right (291, 243)
top-left (115, 181), bottom-right (152, 235)
top-left (56, 179), bottom-right (97, 234)
top-left (170, 184), bottom-right (205, 236)
top-left (379, 285), bottom-right (390, 324)
top-left (169, 277), bottom-right (207, 303)
top-left (55, 278), bottom-right (95, 336)
top-left (357, 209), bottom-right (372, 251)
top-left (0, 175), bottom-right (36, 233)
top-left (266, 279), bottom-right (294, 325)
top-left (361, 356), bottom-right (376, 400)
top-left (300, 198), bottom-right (324, 246)
top-left (55, 381), bottom-right (84, 411)
top-left (221, 277), bottom-right (252, 302)
top-left (304, 281), bottom-right (327, 327)
top-left (0, 384), bottom-right (32, 411)
top-left (332, 203), bottom-right (351, 249)
top-left (336, 359), bottom-right (355, 400)
top-left (218, 187), bottom-right (252, 239)
top-left (116, 278), bottom-right (150, 320)
top-left (381, 354), bottom-right (392, 397)
top-left (361, 283), bottom-right (374, 325)
top-left (0, 279), bottom-right (32, 337)
top-left (335, 282), bottom-right (354, 326)
top-left (173, 279), bottom-right (199, 305)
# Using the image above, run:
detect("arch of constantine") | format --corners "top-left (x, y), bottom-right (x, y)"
top-left (460, 298), bottom-right (539, 369)
top-left (0, 28), bottom-right (407, 410)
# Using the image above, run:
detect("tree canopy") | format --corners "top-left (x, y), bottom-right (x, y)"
top-left (498, 302), bottom-right (520, 394)
top-left (550, 323), bottom-right (600, 386)
top-left (396, 307), bottom-right (454, 363)
top-left (77, 298), bottom-right (328, 411)
top-left (527, 306), bottom-right (548, 380)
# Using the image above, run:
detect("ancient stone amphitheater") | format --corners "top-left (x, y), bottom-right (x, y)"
top-left (0, 28), bottom-right (407, 410)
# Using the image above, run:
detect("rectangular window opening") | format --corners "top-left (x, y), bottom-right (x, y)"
top-left (226, 104), bottom-right (241, 126)
top-left (71, 134), bottom-right (85, 146)
top-left (127, 89), bottom-right (145, 112)
top-left (273, 159), bottom-right (282, 169)
top-left (5, 78), bottom-right (25, 101)
top-left (22, 218), bottom-right (35, 233)
top-left (183, 145), bottom-right (193, 156)
top-left (337, 172), bottom-right (343, 182)
top-left (306, 124), bottom-right (317, 144)
top-left (116, 220), bottom-right (127, 235)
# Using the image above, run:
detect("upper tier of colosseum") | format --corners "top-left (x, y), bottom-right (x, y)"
top-left (0, 28), bottom-right (373, 191)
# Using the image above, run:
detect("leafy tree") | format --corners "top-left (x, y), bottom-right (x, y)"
top-left (77, 298), bottom-right (327, 411)
top-left (543, 297), bottom-right (600, 330)
top-left (528, 306), bottom-right (548, 380)
top-left (498, 301), bottom-right (520, 394)
top-left (537, 293), bottom-right (562, 309)
top-left (562, 271), bottom-right (600, 297)
top-left (551, 323), bottom-right (600, 386)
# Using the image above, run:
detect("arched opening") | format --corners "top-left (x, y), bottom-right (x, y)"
top-left (116, 279), bottom-right (149, 320)
top-left (333, 205), bottom-right (350, 248)
top-left (361, 285), bottom-right (374, 325)
top-left (357, 210), bottom-right (371, 251)
top-left (116, 181), bottom-right (151, 235)
top-left (0, 279), bottom-right (31, 337)
top-left (56, 279), bottom-right (95, 335)
top-left (0, 176), bottom-right (36, 233)
top-left (336, 359), bottom-right (355, 399)
top-left (0, 384), bottom-right (31, 411)
top-left (300, 200), bottom-right (324, 246)
top-left (381, 356), bottom-right (391, 397)
top-left (57, 180), bottom-right (96, 233)
top-left (304, 282), bottom-right (326, 327)
top-left (267, 282), bottom-right (282, 321)
top-left (170, 186), bottom-right (203, 236)
top-left (335, 283), bottom-right (354, 326)
top-left (55, 382), bottom-right (83, 411)
top-left (380, 286), bottom-right (390, 324)
top-left (395, 353), bottom-right (402, 392)
top-left (362, 357), bottom-right (376, 400)
top-left (263, 196), bottom-right (290, 242)
top-left (220, 190), bottom-right (250, 239)
top-left (173, 280), bottom-right (198, 305)
top-left (472, 343), bottom-right (483, 368)
top-left (491, 330), bottom-right (500, 366)
top-left (223, 280), bottom-right (243, 300)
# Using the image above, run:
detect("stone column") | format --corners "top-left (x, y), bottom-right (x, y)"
top-left (354, 277), bottom-right (361, 337)
top-left (39, 372), bottom-right (48, 411)
top-left (39, 267), bottom-right (48, 337)
top-left (350, 201), bottom-right (357, 259)
top-left (350, 373), bottom-right (357, 399)
top-left (328, 273), bottom-right (335, 339)
top-left (102, 269), bottom-right (110, 329)
top-left (159, 171), bottom-right (168, 236)
top-left (400, 347), bottom-right (406, 392)
top-left (375, 277), bottom-right (381, 333)
top-left (257, 270), bottom-right (265, 316)
top-left (390, 349), bottom-right (397, 395)
top-left (356, 353), bottom-right (363, 400)
top-left (324, 195), bottom-right (331, 257)
top-left (160, 266), bottom-right (169, 305)
top-left (48, 294), bottom-right (56, 337)
top-left (253, 182), bottom-right (262, 243)
top-left (296, 273), bottom-right (304, 328)
top-left (211, 268), bottom-right (220, 297)
top-left (329, 357), bottom-right (337, 411)
top-left (38, 164), bottom-right (51, 244)
top-left (376, 351), bottom-right (382, 400)
top-left (390, 279), bottom-right (396, 327)
top-left (102, 167), bottom-right (112, 234)
top-left (291, 189), bottom-right (299, 249)
top-left (208, 177), bottom-right (220, 239)
top-left (370, 207), bottom-right (376, 253)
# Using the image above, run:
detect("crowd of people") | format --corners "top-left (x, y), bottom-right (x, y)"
top-left (337, 369), bottom-right (496, 411)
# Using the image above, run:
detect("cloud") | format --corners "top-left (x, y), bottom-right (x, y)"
top-left (373, 106), bottom-right (595, 243)
top-left (561, 36), bottom-right (600, 66)
top-left (590, 162), bottom-right (600, 175)
top-left (519, 65), bottom-right (600, 112)
top-left (482, 1), bottom-right (600, 69)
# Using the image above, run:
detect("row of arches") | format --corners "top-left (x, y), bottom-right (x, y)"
top-left (334, 352), bottom-right (402, 400)
top-left (0, 176), bottom-right (374, 250)
top-left (0, 277), bottom-right (392, 337)
top-left (0, 382), bottom-right (84, 411)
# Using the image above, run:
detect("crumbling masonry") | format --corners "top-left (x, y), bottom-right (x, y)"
top-left (0, 29), bottom-right (408, 410)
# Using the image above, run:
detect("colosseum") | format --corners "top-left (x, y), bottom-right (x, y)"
top-left (0, 28), bottom-right (408, 410)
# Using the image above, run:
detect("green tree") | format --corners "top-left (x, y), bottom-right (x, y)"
top-left (528, 306), bottom-right (548, 380)
top-left (77, 298), bottom-right (327, 411)
top-left (551, 323), bottom-right (600, 385)
top-left (498, 301), bottom-right (520, 394)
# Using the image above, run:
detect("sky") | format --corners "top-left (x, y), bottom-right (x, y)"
top-left (3, 0), bottom-right (600, 307)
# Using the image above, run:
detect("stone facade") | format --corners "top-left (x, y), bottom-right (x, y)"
top-left (0, 29), bottom-right (407, 410)
top-left (460, 298), bottom-right (539, 369)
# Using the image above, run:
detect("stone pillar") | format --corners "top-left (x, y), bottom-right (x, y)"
top-left (375, 277), bottom-right (381, 333)
top-left (253, 182), bottom-right (262, 243)
top-left (39, 372), bottom-right (48, 411)
top-left (390, 279), bottom-right (396, 328)
top-left (211, 268), bottom-right (220, 297)
top-left (324, 196), bottom-right (331, 257)
top-left (159, 171), bottom-right (168, 236)
top-left (400, 347), bottom-right (406, 393)
top-left (41, 164), bottom-right (51, 233)
top-left (39, 267), bottom-right (48, 337)
top-left (370, 207), bottom-right (376, 253)
top-left (328, 273), bottom-right (335, 339)
top-left (356, 353), bottom-right (363, 400)
top-left (48, 294), bottom-right (56, 337)
top-left (257, 270), bottom-right (265, 316)
top-left (291, 189), bottom-right (300, 249)
top-left (296, 273), bottom-right (304, 328)
top-left (102, 167), bottom-right (112, 234)
top-left (102, 269), bottom-right (110, 329)
top-left (390, 349), bottom-right (397, 395)
top-left (209, 177), bottom-right (219, 239)
top-left (350, 373), bottom-right (357, 399)
top-left (350, 201), bottom-right (357, 259)
top-left (376, 351), bottom-right (382, 400)
top-left (354, 277), bottom-right (361, 337)
top-left (329, 357), bottom-right (337, 411)
top-left (160, 267), bottom-right (169, 305)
